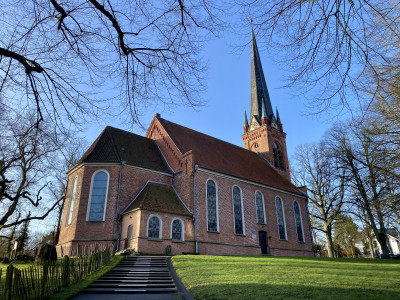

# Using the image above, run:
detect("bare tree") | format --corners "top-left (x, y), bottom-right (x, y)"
top-left (0, 114), bottom-right (67, 231)
top-left (0, 0), bottom-right (222, 130)
top-left (293, 142), bottom-right (345, 257)
top-left (330, 119), bottom-right (393, 258)
top-left (236, 0), bottom-right (400, 112)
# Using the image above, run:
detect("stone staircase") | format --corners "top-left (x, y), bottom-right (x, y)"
top-left (81, 256), bottom-right (177, 295)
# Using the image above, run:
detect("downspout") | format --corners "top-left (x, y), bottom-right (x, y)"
top-left (193, 164), bottom-right (198, 254)
top-left (115, 161), bottom-right (125, 252)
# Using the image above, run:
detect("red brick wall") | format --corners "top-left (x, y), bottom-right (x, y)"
top-left (136, 211), bottom-right (195, 255)
top-left (146, 118), bottom-right (187, 173)
top-left (58, 165), bottom-right (85, 246)
top-left (194, 170), bottom-right (313, 256)
top-left (198, 242), bottom-right (261, 256)
top-left (57, 163), bottom-right (172, 255)
top-left (120, 210), bottom-right (141, 251)
top-left (242, 124), bottom-right (290, 180)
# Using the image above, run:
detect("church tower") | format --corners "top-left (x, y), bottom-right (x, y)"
top-left (242, 31), bottom-right (290, 179)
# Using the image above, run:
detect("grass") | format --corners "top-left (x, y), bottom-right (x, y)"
top-left (172, 255), bottom-right (400, 300)
top-left (48, 255), bottom-right (124, 300)
top-left (0, 260), bottom-right (35, 294)
top-left (0, 260), bottom-right (35, 271)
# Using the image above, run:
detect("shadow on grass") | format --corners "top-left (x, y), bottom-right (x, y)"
top-left (188, 282), bottom-right (398, 300)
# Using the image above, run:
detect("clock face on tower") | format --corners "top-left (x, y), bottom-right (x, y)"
top-left (271, 121), bottom-right (278, 129)
top-left (250, 119), bottom-right (259, 131)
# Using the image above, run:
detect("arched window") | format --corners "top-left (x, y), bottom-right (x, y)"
top-left (293, 201), bottom-right (305, 242)
top-left (66, 176), bottom-right (78, 225)
top-left (273, 142), bottom-right (284, 169)
top-left (255, 191), bottom-right (266, 224)
top-left (87, 171), bottom-right (109, 221)
top-left (275, 196), bottom-right (287, 240)
top-left (147, 215), bottom-right (162, 239)
top-left (206, 179), bottom-right (219, 232)
top-left (232, 186), bottom-right (244, 235)
top-left (127, 225), bottom-right (133, 240)
top-left (171, 218), bottom-right (184, 241)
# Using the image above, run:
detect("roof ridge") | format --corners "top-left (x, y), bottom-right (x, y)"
top-left (159, 117), bottom-right (262, 155)
top-left (106, 127), bottom-right (122, 162)
top-left (77, 127), bottom-right (109, 164)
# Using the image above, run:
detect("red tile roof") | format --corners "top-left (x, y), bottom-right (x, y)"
top-left (158, 118), bottom-right (302, 195)
top-left (122, 182), bottom-right (191, 216)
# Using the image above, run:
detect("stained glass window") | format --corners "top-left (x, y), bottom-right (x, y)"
top-left (88, 171), bottom-right (108, 221)
top-left (172, 219), bottom-right (183, 240)
top-left (294, 201), bottom-right (304, 242)
top-left (207, 180), bottom-right (218, 231)
top-left (148, 216), bottom-right (161, 238)
top-left (66, 176), bottom-right (78, 225)
top-left (233, 186), bottom-right (244, 235)
top-left (255, 191), bottom-right (265, 224)
top-left (275, 197), bottom-right (287, 240)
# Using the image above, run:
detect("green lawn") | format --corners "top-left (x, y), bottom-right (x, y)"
top-left (172, 255), bottom-right (400, 300)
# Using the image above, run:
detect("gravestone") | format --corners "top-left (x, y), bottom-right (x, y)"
top-left (35, 243), bottom-right (57, 264)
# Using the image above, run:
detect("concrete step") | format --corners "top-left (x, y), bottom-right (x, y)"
top-left (96, 279), bottom-right (173, 284)
top-left (107, 272), bottom-right (170, 277)
top-left (78, 256), bottom-right (178, 297)
top-left (81, 287), bottom-right (177, 294)
top-left (90, 283), bottom-right (175, 288)
top-left (109, 271), bottom-right (169, 274)
top-left (100, 274), bottom-right (172, 278)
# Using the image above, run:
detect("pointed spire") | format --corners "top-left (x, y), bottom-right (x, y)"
top-left (250, 30), bottom-right (274, 120)
top-left (243, 110), bottom-right (249, 133)
top-left (276, 107), bottom-right (282, 124)
top-left (261, 99), bottom-right (268, 125)
top-left (261, 99), bottom-right (267, 118)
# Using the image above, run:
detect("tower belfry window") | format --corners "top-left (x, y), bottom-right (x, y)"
top-left (273, 142), bottom-right (284, 169)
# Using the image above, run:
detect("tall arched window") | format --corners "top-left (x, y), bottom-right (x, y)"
top-left (206, 179), bottom-right (219, 232)
top-left (275, 196), bottom-right (287, 240)
top-left (171, 218), bottom-right (184, 241)
top-left (66, 176), bottom-right (78, 225)
top-left (87, 171), bottom-right (109, 221)
top-left (232, 186), bottom-right (244, 235)
top-left (293, 201), bottom-right (305, 242)
top-left (255, 191), bottom-right (266, 224)
top-left (273, 142), bottom-right (284, 169)
top-left (147, 215), bottom-right (161, 239)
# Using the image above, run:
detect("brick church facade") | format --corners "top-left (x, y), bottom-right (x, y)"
top-left (57, 32), bottom-right (314, 257)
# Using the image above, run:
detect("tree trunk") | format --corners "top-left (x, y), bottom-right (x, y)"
top-left (376, 209), bottom-right (390, 259)
top-left (366, 225), bottom-right (375, 258)
top-left (324, 224), bottom-right (335, 258)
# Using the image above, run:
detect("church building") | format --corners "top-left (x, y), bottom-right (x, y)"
top-left (57, 32), bottom-right (314, 257)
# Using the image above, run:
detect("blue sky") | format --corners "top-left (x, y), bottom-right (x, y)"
top-left (85, 30), bottom-right (335, 161)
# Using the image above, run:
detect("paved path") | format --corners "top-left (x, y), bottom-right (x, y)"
top-left (71, 256), bottom-right (192, 300)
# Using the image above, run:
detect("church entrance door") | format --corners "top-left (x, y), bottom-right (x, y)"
top-left (259, 231), bottom-right (268, 255)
